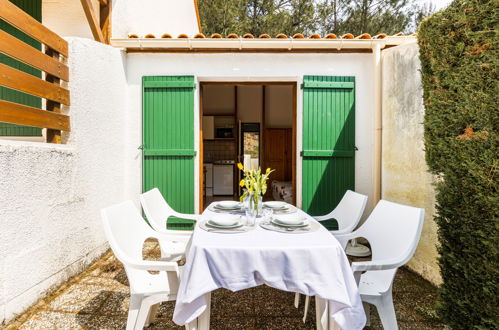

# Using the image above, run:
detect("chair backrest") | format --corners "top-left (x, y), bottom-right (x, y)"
top-left (101, 200), bottom-right (153, 263)
top-left (330, 190), bottom-right (368, 232)
top-left (140, 188), bottom-right (176, 232)
top-left (355, 200), bottom-right (424, 263)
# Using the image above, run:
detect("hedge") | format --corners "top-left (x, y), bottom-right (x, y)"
top-left (418, 0), bottom-right (498, 328)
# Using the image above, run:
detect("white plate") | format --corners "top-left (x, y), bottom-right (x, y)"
top-left (206, 221), bottom-right (243, 229)
top-left (207, 214), bottom-right (241, 226)
top-left (273, 214), bottom-right (308, 226)
top-left (214, 201), bottom-right (241, 210)
top-left (272, 218), bottom-right (309, 227)
top-left (263, 201), bottom-right (288, 209)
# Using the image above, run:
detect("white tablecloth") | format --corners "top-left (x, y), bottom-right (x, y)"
top-left (173, 204), bottom-right (366, 329)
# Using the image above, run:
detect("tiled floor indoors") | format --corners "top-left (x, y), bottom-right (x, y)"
top-left (5, 240), bottom-right (444, 330)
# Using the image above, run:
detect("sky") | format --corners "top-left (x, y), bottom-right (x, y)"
top-left (415, 0), bottom-right (454, 10)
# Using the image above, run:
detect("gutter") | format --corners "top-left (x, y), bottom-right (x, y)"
top-left (110, 36), bottom-right (415, 51)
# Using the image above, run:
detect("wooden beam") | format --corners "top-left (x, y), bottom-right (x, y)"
top-left (0, 100), bottom-right (70, 131)
top-left (98, 0), bottom-right (108, 5)
top-left (45, 48), bottom-right (63, 143)
top-left (80, 0), bottom-right (105, 43)
top-left (0, 63), bottom-right (70, 105)
top-left (100, 0), bottom-right (112, 44)
top-left (0, 0), bottom-right (68, 57)
top-left (0, 30), bottom-right (69, 81)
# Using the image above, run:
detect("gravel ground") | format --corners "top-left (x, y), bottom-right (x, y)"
top-left (5, 240), bottom-right (444, 330)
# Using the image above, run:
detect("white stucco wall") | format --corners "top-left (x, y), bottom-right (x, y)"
top-left (125, 53), bottom-right (376, 215)
top-left (112, 0), bottom-right (200, 38)
top-left (381, 42), bottom-right (441, 285)
top-left (42, 0), bottom-right (100, 39)
top-left (0, 38), bottom-right (129, 323)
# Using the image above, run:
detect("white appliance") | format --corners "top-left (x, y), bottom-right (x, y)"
top-left (204, 163), bottom-right (213, 197)
top-left (213, 164), bottom-right (233, 195)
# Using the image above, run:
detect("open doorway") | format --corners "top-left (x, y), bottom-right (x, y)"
top-left (200, 82), bottom-right (296, 211)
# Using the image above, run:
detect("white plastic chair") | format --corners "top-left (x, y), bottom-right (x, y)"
top-left (140, 188), bottom-right (200, 261)
top-left (101, 200), bottom-right (191, 330)
top-left (335, 200), bottom-right (425, 329)
top-left (296, 190), bottom-right (368, 321)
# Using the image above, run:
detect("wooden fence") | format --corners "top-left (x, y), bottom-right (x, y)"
top-left (0, 0), bottom-right (70, 143)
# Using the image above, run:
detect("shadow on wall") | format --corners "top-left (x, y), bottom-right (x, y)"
top-left (303, 93), bottom-right (355, 226)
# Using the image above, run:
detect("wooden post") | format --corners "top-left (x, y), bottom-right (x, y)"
top-left (100, 0), bottom-right (112, 44)
top-left (45, 48), bottom-right (62, 143)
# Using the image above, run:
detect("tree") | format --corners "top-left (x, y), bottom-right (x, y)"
top-left (198, 0), bottom-right (425, 37)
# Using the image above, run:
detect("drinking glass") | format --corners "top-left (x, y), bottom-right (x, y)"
top-left (245, 208), bottom-right (256, 227)
top-left (262, 208), bottom-right (273, 224)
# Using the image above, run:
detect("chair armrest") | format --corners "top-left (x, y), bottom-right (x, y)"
top-left (351, 258), bottom-right (402, 273)
top-left (314, 215), bottom-right (332, 221)
top-left (127, 260), bottom-right (179, 272)
top-left (172, 212), bottom-right (200, 222)
top-left (333, 232), bottom-right (358, 250)
top-left (149, 230), bottom-right (192, 244)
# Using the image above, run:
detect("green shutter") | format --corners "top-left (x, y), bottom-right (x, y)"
top-left (142, 76), bottom-right (196, 230)
top-left (0, 0), bottom-right (42, 136)
top-left (301, 76), bottom-right (355, 228)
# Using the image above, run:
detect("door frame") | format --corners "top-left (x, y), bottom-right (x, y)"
top-left (198, 80), bottom-right (298, 212)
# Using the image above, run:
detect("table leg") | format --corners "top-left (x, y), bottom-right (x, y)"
top-left (315, 297), bottom-right (341, 330)
top-left (198, 292), bottom-right (211, 329)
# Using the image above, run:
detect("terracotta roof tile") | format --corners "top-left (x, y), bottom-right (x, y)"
top-left (126, 32), bottom-right (416, 41)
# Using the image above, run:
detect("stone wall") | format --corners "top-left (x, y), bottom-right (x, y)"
top-left (381, 42), bottom-right (441, 285)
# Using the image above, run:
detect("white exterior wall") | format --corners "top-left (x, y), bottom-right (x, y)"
top-left (42, 0), bottom-right (100, 39)
top-left (0, 38), bottom-right (129, 323)
top-left (381, 43), bottom-right (441, 285)
top-left (112, 0), bottom-right (200, 38)
top-left (125, 53), bottom-right (376, 214)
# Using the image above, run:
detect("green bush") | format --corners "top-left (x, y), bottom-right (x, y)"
top-left (418, 0), bottom-right (498, 328)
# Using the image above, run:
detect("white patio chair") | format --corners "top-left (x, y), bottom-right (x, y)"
top-left (140, 188), bottom-right (200, 261)
top-left (296, 190), bottom-right (368, 321)
top-left (101, 200), bottom-right (190, 330)
top-left (335, 200), bottom-right (425, 329)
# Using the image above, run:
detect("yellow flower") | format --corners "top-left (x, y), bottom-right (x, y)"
top-left (239, 179), bottom-right (245, 187)
top-left (266, 168), bottom-right (271, 173)
top-left (237, 163), bottom-right (244, 170)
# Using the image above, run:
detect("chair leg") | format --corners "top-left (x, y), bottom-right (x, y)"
top-left (374, 292), bottom-right (398, 330)
top-left (294, 292), bottom-right (300, 308)
top-left (127, 294), bottom-right (143, 330)
top-left (134, 300), bottom-right (153, 330)
top-left (302, 295), bottom-right (310, 323)
top-left (145, 303), bottom-right (160, 327)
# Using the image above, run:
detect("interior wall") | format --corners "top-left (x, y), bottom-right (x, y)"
top-left (203, 85), bottom-right (235, 115)
top-left (381, 42), bottom-right (441, 285)
top-left (0, 38), bottom-right (129, 323)
top-left (265, 85), bottom-right (293, 128)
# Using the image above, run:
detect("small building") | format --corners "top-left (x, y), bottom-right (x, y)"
top-left (0, 0), bottom-right (439, 322)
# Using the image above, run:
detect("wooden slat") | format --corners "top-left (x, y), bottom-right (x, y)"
top-left (0, 0), bottom-right (68, 57)
top-left (0, 63), bottom-right (70, 105)
top-left (0, 99), bottom-right (70, 131)
top-left (0, 30), bottom-right (69, 81)
top-left (98, 0), bottom-right (108, 5)
top-left (80, 0), bottom-right (105, 43)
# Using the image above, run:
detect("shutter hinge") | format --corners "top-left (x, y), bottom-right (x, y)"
top-left (138, 145), bottom-right (144, 150)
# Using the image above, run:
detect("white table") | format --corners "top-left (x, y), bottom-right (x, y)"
top-left (173, 204), bottom-right (366, 330)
